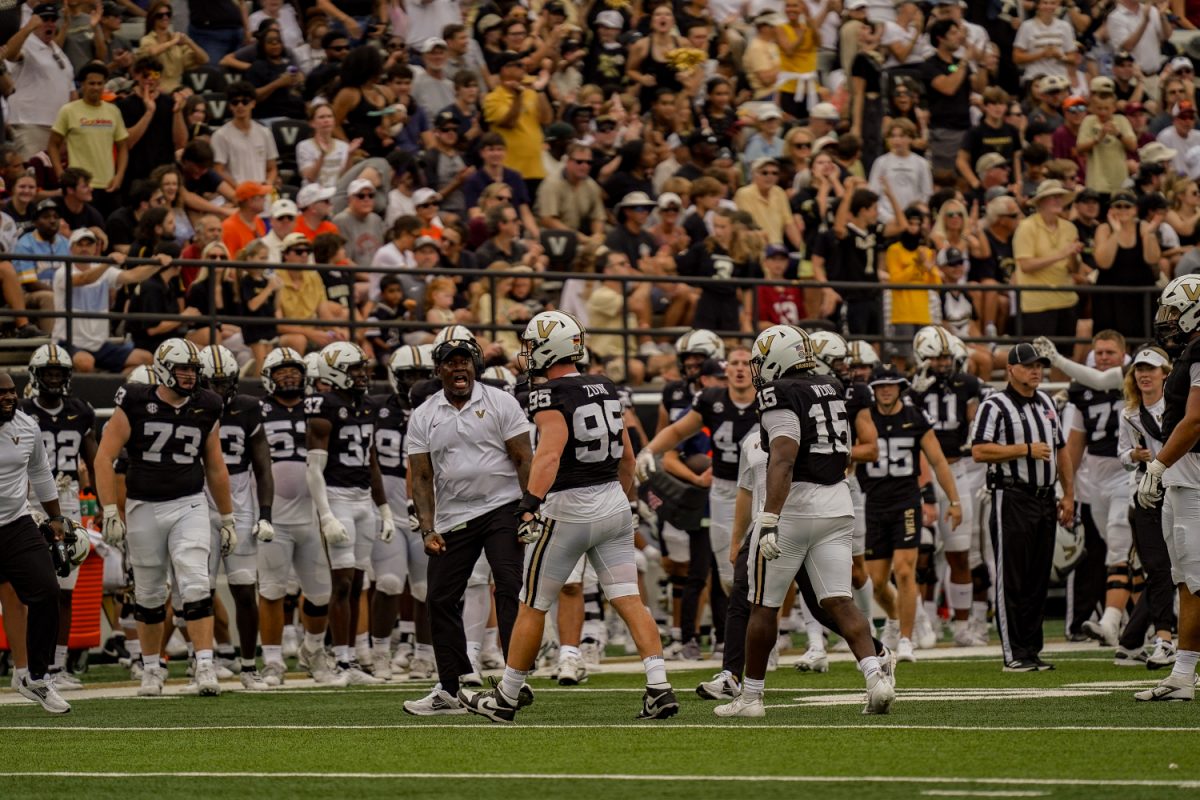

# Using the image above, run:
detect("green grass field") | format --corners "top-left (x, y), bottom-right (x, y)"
top-left (1, 642), bottom-right (1198, 799)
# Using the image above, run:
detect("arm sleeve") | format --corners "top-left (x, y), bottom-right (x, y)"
top-left (737, 444), bottom-right (755, 491)
top-left (762, 408), bottom-right (803, 444)
top-left (1117, 413), bottom-right (1137, 471)
top-left (1050, 356), bottom-right (1125, 391)
top-left (305, 449), bottom-right (334, 518)
top-left (28, 430), bottom-right (59, 504)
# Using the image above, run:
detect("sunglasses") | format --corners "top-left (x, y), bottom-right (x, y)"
top-left (275, 215), bottom-right (295, 222)
top-left (1111, 203), bottom-right (1134, 210)
top-left (946, 211), bottom-right (964, 218)
top-left (793, 142), bottom-right (812, 149)
top-left (288, 246), bottom-right (313, 255)
top-left (1066, 106), bottom-right (1087, 113)
top-left (437, 126), bottom-right (458, 133)
top-left (229, 97), bottom-right (253, 106)
top-left (497, 195), bottom-right (513, 201)
top-left (210, 254), bottom-right (229, 260)
top-left (329, 44), bottom-right (350, 52)
top-left (417, 201), bottom-right (440, 208)
top-left (597, 123), bottom-right (617, 132)
top-left (571, 158), bottom-right (593, 164)
top-left (759, 170), bottom-right (780, 177)
top-left (353, 192), bottom-right (376, 199)
top-left (154, 11), bottom-right (172, 19)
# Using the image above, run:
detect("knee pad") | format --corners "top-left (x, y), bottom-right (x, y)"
top-left (302, 598), bottom-right (329, 618)
top-left (182, 596), bottom-right (214, 621)
top-left (227, 569), bottom-right (257, 587)
top-left (134, 604), bottom-right (167, 624)
top-left (1106, 565), bottom-right (1131, 593)
top-left (375, 574), bottom-right (405, 596)
top-left (971, 564), bottom-right (992, 592)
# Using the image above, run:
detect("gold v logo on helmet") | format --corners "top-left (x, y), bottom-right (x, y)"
top-left (757, 334), bottom-right (776, 355)
top-left (812, 339), bottom-right (826, 354)
top-left (536, 319), bottom-right (560, 338)
top-left (1183, 283), bottom-right (1200, 302)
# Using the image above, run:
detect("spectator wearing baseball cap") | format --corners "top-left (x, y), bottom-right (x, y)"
top-left (332, 177), bottom-right (386, 266)
top-left (734, 157), bottom-right (802, 249)
top-left (260, 198), bottom-right (300, 262)
top-left (1051, 96), bottom-right (1088, 173)
top-left (535, 140), bottom-right (606, 242)
top-left (221, 181), bottom-right (270, 257)
top-left (1013, 180), bottom-right (1080, 352)
top-left (757, 243), bottom-right (806, 328)
top-left (294, 183), bottom-right (340, 241)
top-left (1076, 89), bottom-right (1137, 196)
top-left (12, 200), bottom-right (68, 330)
top-left (424, 110), bottom-right (470, 218)
top-left (1157, 100), bottom-right (1200, 177)
top-left (1109, 51), bottom-right (1146, 112)
top-left (482, 51), bottom-right (551, 194)
top-left (412, 37), bottom-right (454, 120)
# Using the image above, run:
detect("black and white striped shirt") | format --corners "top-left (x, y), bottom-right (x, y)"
top-left (972, 386), bottom-right (1064, 487)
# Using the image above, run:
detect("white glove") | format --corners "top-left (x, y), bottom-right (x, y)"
top-left (102, 504), bottom-right (125, 546)
top-left (757, 512), bottom-right (781, 561)
top-left (636, 499), bottom-right (658, 530)
top-left (378, 504), bottom-right (395, 543)
top-left (517, 512), bottom-right (547, 544)
top-left (253, 518), bottom-right (275, 543)
top-left (910, 363), bottom-right (935, 394)
top-left (320, 512), bottom-right (349, 545)
top-left (406, 499), bottom-right (420, 532)
top-left (635, 449), bottom-right (657, 483)
top-left (219, 514), bottom-right (237, 556)
top-left (1137, 459), bottom-right (1167, 509)
top-left (1031, 337), bottom-right (1059, 363)
top-left (55, 472), bottom-right (72, 494)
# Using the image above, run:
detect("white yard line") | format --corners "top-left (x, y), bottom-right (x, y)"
top-left (921, 791), bottom-right (1049, 797)
top-left (2, 723), bottom-right (1198, 733)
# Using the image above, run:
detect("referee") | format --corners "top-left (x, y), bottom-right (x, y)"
top-left (403, 337), bottom-right (534, 716)
top-left (0, 372), bottom-right (71, 713)
top-left (971, 343), bottom-right (1075, 673)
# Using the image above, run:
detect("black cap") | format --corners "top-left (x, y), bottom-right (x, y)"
top-left (1008, 342), bottom-right (1051, 367)
top-left (101, 1), bottom-right (123, 17)
top-left (34, 198), bottom-right (59, 216)
top-left (495, 50), bottom-right (525, 69)
top-left (1113, 50), bottom-right (1134, 63)
top-left (1025, 120), bottom-right (1055, 140)
top-left (32, 3), bottom-right (58, 19)
top-left (1111, 190), bottom-right (1137, 206)
top-left (868, 364), bottom-right (910, 388)
top-left (321, 30), bottom-right (349, 48)
top-left (699, 358), bottom-right (726, 378)
top-left (545, 1), bottom-right (567, 14)
top-left (687, 128), bottom-right (718, 147)
top-left (1076, 188), bottom-right (1101, 203)
top-left (434, 110), bottom-right (458, 129)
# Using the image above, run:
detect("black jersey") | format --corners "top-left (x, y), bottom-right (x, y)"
top-left (260, 397), bottom-right (307, 463)
top-left (661, 378), bottom-right (697, 421)
top-left (529, 373), bottom-right (624, 493)
top-left (306, 390), bottom-right (376, 489)
top-left (845, 380), bottom-right (872, 445)
top-left (912, 372), bottom-right (984, 458)
top-left (857, 398), bottom-right (931, 511)
top-left (758, 374), bottom-right (850, 485)
top-left (115, 384), bottom-right (223, 502)
top-left (1163, 339), bottom-right (1200, 453)
top-left (217, 394), bottom-right (263, 476)
top-left (20, 396), bottom-right (94, 480)
top-left (369, 393), bottom-right (409, 480)
top-left (1067, 382), bottom-right (1122, 458)
top-left (692, 387), bottom-right (758, 481)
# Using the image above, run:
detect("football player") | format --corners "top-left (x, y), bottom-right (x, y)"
top-left (909, 327), bottom-right (987, 646)
top-left (305, 342), bottom-right (392, 685)
top-left (256, 347), bottom-right (337, 685)
top-left (858, 365), bottom-right (962, 663)
top-left (198, 345), bottom-right (275, 690)
top-left (21, 344), bottom-right (96, 689)
top-left (463, 311), bottom-right (679, 722)
top-left (847, 339), bottom-right (881, 384)
top-left (94, 339), bottom-right (234, 697)
top-left (715, 325), bottom-right (892, 717)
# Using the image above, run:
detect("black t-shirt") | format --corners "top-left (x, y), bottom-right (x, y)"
top-left (218, 394), bottom-right (263, 476)
top-left (261, 396), bottom-right (307, 464)
top-left (185, 277), bottom-right (238, 317)
top-left (115, 384), bottom-right (223, 501)
top-left (246, 60), bottom-right (305, 120)
top-left (581, 41), bottom-right (627, 90)
top-left (675, 240), bottom-right (751, 297)
top-left (827, 223), bottom-right (883, 300)
top-left (1074, 218), bottom-right (1099, 271)
top-left (984, 228), bottom-right (1015, 283)
top-left (529, 374), bottom-right (624, 493)
top-left (305, 61), bottom-right (341, 101)
top-left (605, 224), bottom-right (658, 270)
top-left (602, 173), bottom-right (654, 208)
top-left (128, 274), bottom-right (179, 352)
top-left (692, 387), bottom-right (759, 482)
top-left (910, 372), bottom-right (984, 458)
top-left (920, 54), bottom-right (971, 131)
top-left (105, 206), bottom-right (138, 249)
top-left (190, 0), bottom-right (245, 29)
top-left (20, 396), bottom-right (95, 480)
top-left (118, 94), bottom-right (178, 183)
top-left (1067, 383), bottom-right (1122, 458)
top-left (851, 52), bottom-right (883, 95)
top-left (184, 167), bottom-right (225, 197)
top-left (758, 373), bottom-right (850, 485)
top-left (321, 268), bottom-right (355, 312)
top-left (59, 202), bottom-right (105, 233)
top-left (306, 390), bottom-right (375, 489)
top-left (857, 398), bottom-right (931, 511)
top-left (3, 200), bottom-right (35, 237)
top-left (964, 120), bottom-right (1021, 167)
top-left (369, 393), bottom-right (408, 480)
top-left (791, 187), bottom-right (839, 254)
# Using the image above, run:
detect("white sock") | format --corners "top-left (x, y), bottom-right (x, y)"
top-left (355, 632), bottom-right (370, 650)
top-left (303, 631), bottom-right (324, 651)
top-left (922, 600), bottom-right (938, 623)
top-left (52, 645), bottom-right (68, 670)
top-left (195, 649), bottom-right (213, 666)
top-left (127, 639), bottom-right (142, 659)
top-left (858, 655), bottom-right (881, 679)
top-left (669, 626), bottom-right (682, 643)
top-left (372, 636), bottom-right (391, 651)
top-left (853, 578), bottom-right (875, 627)
top-left (742, 676), bottom-right (765, 699)
top-left (643, 655), bottom-right (669, 688)
top-left (186, 642), bottom-right (195, 658)
top-left (241, 657), bottom-right (256, 670)
top-left (142, 655), bottom-right (160, 670)
top-left (1100, 606), bottom-right (1122, 629)
top-left (559, 644), bottom-right (581, 660)
top-left (262, 645), bottom-right (284, 666)
top-left (1171, 649), bottom-right (1199, 681)
top-left (947, 582), bottom-right (973, 616)
top-left (334, 644), bottom-right (351, 664)
top-left (415, 642), bottom-right (434, 659)
top-left (971, 601), bottom-right (988, 624)
top-left (466, 641), bottom-right (482, 669)
top-left (14, 666), bottom-right (29, 682)
top-left (498, 665), bottom-right (527, 704)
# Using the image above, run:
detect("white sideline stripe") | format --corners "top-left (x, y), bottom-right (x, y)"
top-left (0, 771), bottom-right (1196, 788)
top-left (922, 792), bottom-right (1048, 797)
top-left (3, 723), bottom-right (1199, 733)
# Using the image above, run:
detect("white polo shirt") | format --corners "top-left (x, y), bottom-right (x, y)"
top-left (406, 381), bottom-right (530, 532)
top-left (0, 409), bottom-right (58, 526)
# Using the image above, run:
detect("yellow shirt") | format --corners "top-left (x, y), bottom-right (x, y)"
top-left (885, 244), bottom-right (940, 324)
top-left (733, 184), bottom-right (792, 245)
top-left (776, 22), bottom-right (817, 92)
top-left (1012, 213), bottom-right (1079, 313)
top-left (1077, 114), bottom-right (1135, 194)
top-left (137, 34), bottom-right (198, 93)
top-left (587, 283), bottom-right (637, 359)
top-left (743, 38), bottom-right (782, 98)
top-left (278, 269), bottom-right (328, 320)
top-left (483, 86), bottom-right (546, 180)
top-left (50, 99), bottom-right (128, 186)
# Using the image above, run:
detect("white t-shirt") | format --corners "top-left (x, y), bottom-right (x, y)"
top-left (1013, 16), bottom-right (1075, 81)
top-left (385, 188), bottom-right (416, 228)
top-left (1106, 4), bottom-right (1165, 75)
top-left (211, 120), bottom-right (280, 185)
top-left (53, 264), bottom-right (118, 352)
top-left (868, 151), bottom-right (933, 224)
top-left (881, 20), bottom-right (932, 67)
top-left (1156, 126), bottom-right (1200, 178)
top-left (404, 0), bottom-right (462, 46)
top-left (6, 36), bottom-right (74, 127)
top-left (296, 138), bottom-right (350, 189)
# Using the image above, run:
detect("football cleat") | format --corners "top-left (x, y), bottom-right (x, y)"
top-left (953, 621), bottom-right (988, 647)
top-left (795, 649), bottom-right (829, 673)
top-left (281, 626), bottom-right (300, 659)
top-left (47, 669), bottom-right (83, 691)
top-left (896, 637), bottom-right (916, 663)
top-left (372, 649), bottom-right (394, 681)
top-left (337, 661), bottom-right (384, 685)
top-left (636, 686), bottom-right (680, 720)
top-left (914, 613), bottom-right (938, 649)
top-left (214, 661), bottom-right (236, 680)
top-left (696, 670), bottom-right (741, 700)
top-left (138, 666), bottom-right (165, 697)
top-left (462, 687), bottom-right (518, 723)
top-left (680, 639), bottom-right (703, 660)
top-left (1146, 639), bottom-right (1177, 670)
top-left (195, 660), bottom-right (221, 696)
top-left (261, 662), bottom-right (286, 687)
top-left (881, 620), bottom-right (900, 651)
top-left (1002, 658), bottom-right (1039, 673)
top-left (776, 632), bottom-right (794, 653)
top-left (1134, 674), bottom-right (1195, 702)
top-left (460, 669), bottom-right (484, 688)
top-left (713, 694), bottom-right (765, 718)
top-left (862, 672), bottom-right (895, 715)
top-left (878, 646), bottom-right (897, 687)
top-left (407, 656), bottom-right (436, 680)
top-left (580, 638), bottom-right (603, 666)
top-left (1033, 657), bottom-right (1055, 672)
top-left (239, 670), bottom-right (271, 691)
top-left (356, 645), bottom-right (373, 670)
top-left (1081, 618), bottom-right (1119, 647)
top-left (17, 675), bottom-right (71, 714)
top-left (557, 652), bottom-right (588, 686)
top-left (129, 658), bottom-right (144, 681)
top-left (517, 683), bottom-right (535, 708)
top-left (392, 642), bottom-right (414, 672)
top-left (403, 685), bottom-right (467, 716)
top-left (663, 640), bottom-right (684, 661)
top-left (766, 642), bottom-right (779, 672)
top-left (1113, 646), bottom-right (1149, 667)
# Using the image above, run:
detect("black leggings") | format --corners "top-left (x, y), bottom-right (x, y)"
top-left (0, 515), bottom-right (60, 678)
top-left (1120, 502), bottom-right (1176, 649)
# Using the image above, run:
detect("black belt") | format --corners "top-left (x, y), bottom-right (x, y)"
top-left (994, 481), bottom-right (1056, 499)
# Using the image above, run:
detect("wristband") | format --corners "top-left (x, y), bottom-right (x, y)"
top-left (949, 500), bottom-right (961, 507)
top-left (921, 485), bottom-right (936, 504)
top-left (420, 529), bottom-right (436, 539)
top-left (258, 504), bottom-right (271, 523)
top-left (516, 490), bottom-right (543, 516)
top-left (220, 513), bottom-right (235, 528)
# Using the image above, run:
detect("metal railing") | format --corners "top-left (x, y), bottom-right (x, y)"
top-left (0, 251), bottom-right (1166, 380)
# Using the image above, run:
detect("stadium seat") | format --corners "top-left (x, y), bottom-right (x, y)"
top-left (541, 229), bottom-right (576, 272)
top-left (202, 92), bottom-right (229, 124)
top-left (181, 66), bottom-right (227, 95)
top-left (271, 118), bottom-right (312, 168)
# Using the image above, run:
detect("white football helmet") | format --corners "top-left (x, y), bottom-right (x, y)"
top-left (481, 365), bottom-right (517, 388)
top-left (807, 330), bottom-right (848, 378)
top-left (126, 365), bottom-right (158, 385)
top-left (433, 324), bottom-right (475, 347)
top-left (317, 341), bottom-right (369, 392)
top-left (847, 340), bottom-right (881, 369)
top-left (520, 310), bottom-right (585, 372)
top-left (261, 346), bottom-right (306, 397)
top-left (750, 325), bottom-right (815, 388)
top-left (303, 352), bottom-right (324, 395)
top-left (151, 338), bottom-right (202, 395)
top-left (675, 329), bottom-right (725, 368)
top-left (387, 345), bottom-right (435, 395)
top-left (1156, 274), bottom-right (1200, 354)
top-left (66, 520), bottom-right (90, 567)
top-left (198, 344), bottom-right (240, 402)
top-left (28, 343), bottom-right (72, 398)
top-left (1051, 516), bottom-right (1086, 582)
top-left (913, 325), bottom-right (956, 375)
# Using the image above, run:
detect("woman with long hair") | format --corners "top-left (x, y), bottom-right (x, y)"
top-left (881, 79), bottom-right (927, 154)
top-left (332, 45), bottom-right (399, 158)
top-left (1116, 346), bottom-right (1176, 668)
top-left (697, 76), bottom-right (739, 150)
top-left (245, 26), bottom-right (305, 120)
top-left (930, 198), bottom-right (989, 275)
top-left (149, 164), bottom-right (194, 247)
top-left (138, 0), bottom-right (208, 92)
top-left (297, 103), bottom-right (362, 188)
top-left (675, 207), bottom-right (755, 334)
top-left (1167, 179), bottom-right (1200, 248)
top-left (129, 206), bottom-right (176, 258)
top-left (627, 3), bottom-right (686, 112)
top-left (1091, 190), bottom-right (1162, 339)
